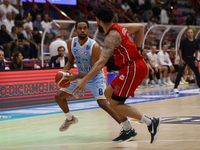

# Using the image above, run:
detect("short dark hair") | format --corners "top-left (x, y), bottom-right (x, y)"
top-left (93, 4), bottom-right (115, 23)
top-left (75, 18), bottom-right (89, 29)
top-left (57, 46), bottom-right (65, 51)
top-left (11, 26), bottom-right (16, 32)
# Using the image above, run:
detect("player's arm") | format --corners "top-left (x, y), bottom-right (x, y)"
top-left (63, 39), bottom-right (75, 71)
top-left (75, 43), bottom-right (101, 79)
top-left (120, 23), bottom-right (145, 47)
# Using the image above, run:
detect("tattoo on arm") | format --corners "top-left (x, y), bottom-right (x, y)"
top-left (101, 30), bottom-right (121, 59)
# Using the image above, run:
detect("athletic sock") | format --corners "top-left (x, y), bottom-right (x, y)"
top-left (65, 112), bottom-right (72, 120)
top-left (158, 79), bottom-right (161, 84)
top-left (141, 114), bottom-right (152, 126)
top-left (120, 120), bottom-right (132, 131)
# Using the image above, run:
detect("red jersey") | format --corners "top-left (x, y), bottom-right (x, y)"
top-left (106, 23), bottom-right (143, 69)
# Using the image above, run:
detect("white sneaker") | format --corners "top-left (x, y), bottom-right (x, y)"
top-left (167, 80), bottom-right (174, 86)
top-left (59, 115), bottom-right (79, 132)
top-left (173, 88), bottom-right (179, 94)
top-left (163, 81), bottom-right (170, 86)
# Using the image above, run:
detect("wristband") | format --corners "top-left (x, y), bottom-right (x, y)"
top-left (137, 47), bottom-right (141, 51)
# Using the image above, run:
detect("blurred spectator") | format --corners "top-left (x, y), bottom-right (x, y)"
top-left (0, 0), bottom-right (18, 19)
top-left (0, 24), bottom-right (16, 60)
top-left (9, 0), bottom-right (23, 16)
top-left (147, 45), bottom-right (167, 86)
top-left (0, 11), bottom-right (4, 27)
top-left (166, 3), bottom-right (173, 18)
top-left (172, 4), bottom-right (184, 25)
top-left (0, 48), bottom-right (5, 70)
top-left (9, 26), bottom-right (19, 51)
top-left (142, 48), bottom-right (157, 87)
top-left (23, 13), bottom-right (33, 30)
top-left (49, 35), bottom-right (68, 57)
top-left (17, 26), bottom-right (30, 59)
top-left (121, 1), bottom-right (130, 13)
top-left (146, 16), bottom-right (156, 30)
top-left (160, 4), bottom-right (169, 24)
top-left (33, 14), bottom-right (43, 33)
top-left (32, 27), bottom-right (41, 58)
top-left (115, 0), bottom-right (122, 10)
top-left (152, 2), bottom-right (161, 20)
top-left (29, 3), bottom-right (44, 22)
top-left (3, 12), bottom-right (14, 32)
top-left (157, 43), bottom-right (175, 86)
top-left (49, 46), bottom-right (68, 68)
top-left (143, 0), bottom-right (152, 22)
top-left (14, 13), bottom-right (31, 27)
top-left (9, 51), bottom-right (25, 69)
top-left (41, 13), bottom-right (51, 33)
top-left (22, 25), bottom-right (38, 59)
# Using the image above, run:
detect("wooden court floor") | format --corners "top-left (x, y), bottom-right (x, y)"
top-left (0, 85), bottom-right (200, 150)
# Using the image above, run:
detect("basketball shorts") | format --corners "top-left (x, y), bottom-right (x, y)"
top-left (60, 78), bottom-right (106, 100)
top-left (111, 59), bottom-right (148, 101)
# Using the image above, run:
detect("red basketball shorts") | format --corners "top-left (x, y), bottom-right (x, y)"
top-left (111, 59), bottom-right (147, 98)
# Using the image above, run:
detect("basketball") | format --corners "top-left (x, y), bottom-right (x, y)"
top-left (55, 70), bottom-right (71, 88)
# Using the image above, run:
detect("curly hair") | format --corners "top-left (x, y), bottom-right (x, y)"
top-left (93, 4), bottom-right (115, 23)
top-left (75, 18), bottom-right (89, 29)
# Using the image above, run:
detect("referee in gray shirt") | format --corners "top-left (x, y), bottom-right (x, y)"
top-left (174, 29), bottom-right (200, 93)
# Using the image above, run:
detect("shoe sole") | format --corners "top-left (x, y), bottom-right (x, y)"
top-left (112, 132), bottom-right (137, 143)
top-left (59, 117), bottom-right (79, 132)
top-left (151, 118), bottom-right (161, 144)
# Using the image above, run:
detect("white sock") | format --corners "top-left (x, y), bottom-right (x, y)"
top-left (140, 114), bottom-right (152, 126)
top-left (65, 112), bottom-right (72, 120)
top-left (190, 75), bottom-right (194, 80)
top-left (167, 77), bottom-right (171, 82)
top-left (162, 77), bottom-right (166, 82)
top-left (184, 75), bottom-right (187, 80)
top-left (120, 120), bottom-right (132, 131)
top-left (158, 79), bottom-right (161, 84)
top-left (145, 78), bottom-right (149, 85)
top-left (151, 80), bottom-right (155, 84)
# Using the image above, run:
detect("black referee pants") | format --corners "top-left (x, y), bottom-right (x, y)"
top-left (174, 57), bottom-right (200, 88)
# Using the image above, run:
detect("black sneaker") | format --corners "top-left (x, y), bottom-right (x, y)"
top-left (112, 128), bottom-right (137, 143)
top-left (148, 117), bottom-right (161, 144)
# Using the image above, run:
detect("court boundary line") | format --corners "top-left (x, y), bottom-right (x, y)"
top-left (1, 139), bottom-right (200, 149)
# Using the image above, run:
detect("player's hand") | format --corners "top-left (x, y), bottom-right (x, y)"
top-left (155, 67), bottom-right (158, 73)
top-left (170, 65), bottom-right (175, 72)
top-left (194, 59), bottom-right (198, 67)
top-left (180, 59), bottom-right (185, 67)
top-left (151, 69), bottom-right (154, 75)
top-left (57, 57), bottom-right (61, 63)
top-left (71, 79), bottom-right (87, 98)
top-left (64, 70), bottom-right (76, 82)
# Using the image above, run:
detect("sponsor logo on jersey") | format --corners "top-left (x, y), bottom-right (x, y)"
top-left (77, 61), bottom-right (81, 64)
top-left (82, 58), bottom-right (88, 61)
top-left (74, 49), bottom-right (78, 54)
top-left (119, 74), bottom-right (125, 80)
top-left (86, 45), bottom-right (90, 50)
top-left (79, 50), bottom-right (83, 55)
top-left (84, 52), bottom-right (88, 55)
top-left (74, 42), bottom-right (76, 47)
top-left (75, 56), bottom-right (80, 60)
top-left (122, 28), bottom-right (127, 35)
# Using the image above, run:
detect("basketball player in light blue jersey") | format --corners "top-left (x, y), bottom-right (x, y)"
top-left (55, 18), bottom-right (137, 142)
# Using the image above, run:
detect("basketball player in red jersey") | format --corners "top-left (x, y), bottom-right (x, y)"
top-left (72, 4), bottom-right (161, 144)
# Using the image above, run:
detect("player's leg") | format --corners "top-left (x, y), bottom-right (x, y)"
top-left (187, 62), bottom-right (200, 88)
top-left (55, 85), bottom-right (79, 132)
top-left (174, 63), bottom-right (187, 93)
top-left (155, 67), bottom-right (165, 86)
top-left (159, 66), bottom-right (169, 85)
top-left (108, 60), bottom-right (160, 144)
top-left (88, 80), bottom-right (137, 142)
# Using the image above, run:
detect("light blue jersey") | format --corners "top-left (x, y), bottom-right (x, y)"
top-left (71, 36), bottom-right (104, 83)
top-left (60, 37), bottom-right (106, 100)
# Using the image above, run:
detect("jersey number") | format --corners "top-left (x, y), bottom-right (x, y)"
top-left (99, 88), bottom-right (103, 95)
